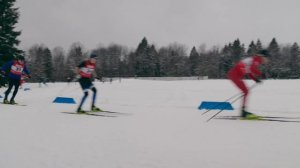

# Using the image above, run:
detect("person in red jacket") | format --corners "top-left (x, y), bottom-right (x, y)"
top-left (1, 55), bottom-right (31, 104)
top-left (227, 50), bottom-right (269, 119)
top-left (76, 53), bottom-right (101, 113)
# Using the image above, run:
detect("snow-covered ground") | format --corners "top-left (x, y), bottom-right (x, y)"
top-left (1, 79), bottom-right (300, 168)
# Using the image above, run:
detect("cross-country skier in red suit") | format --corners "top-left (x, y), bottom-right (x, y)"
top-left (227, 50), bottom-right (269, 119)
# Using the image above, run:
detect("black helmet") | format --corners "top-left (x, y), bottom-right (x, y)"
top-left (17, 55), bottom-right (25, 61)
top-left (258, 49), bottom-right (269, 57)
top-left (90, 53), bottom-right (97, 58)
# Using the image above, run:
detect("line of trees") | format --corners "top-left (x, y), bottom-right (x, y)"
top-left (23, 37), bottom-right (300, 82)
top-left (1, 0), bottom-right (300, 82)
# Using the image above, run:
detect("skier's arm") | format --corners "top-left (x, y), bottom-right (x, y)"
top-left (23, 65), bottom-right (30, 75)
top-left (249, 57), bottom-right (263, 77)
top-left (75, 67), bottom-right (80, 74)
top-left (77, 62), bottom-right (85, 73)
top-left (93, 70), bottom-right (98, 78)
top-left (72, 62), bottom-right (85, 80)
top-left (22, 65), bottom-right (31, 78)
top-left (249, 66), bottom-right (262, 82)
top-left (250, 64), bottom-right (262, 77)
top-left (75, 62), bottom-right (85, 74)
top-left (249, 57), bottom-right (265, 82)
top-left (248, 74), bottom-right (261, 83)
top-left (1, 61), bottom-right (13, 73)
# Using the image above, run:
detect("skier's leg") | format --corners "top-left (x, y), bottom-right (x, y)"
top-left (91, 87), bottom-right (97, 107)
top-left (77, 90), bottom-right (88, 112)
top-left (4, 79), bottom-right (14, 102)
top-left (10, 80), bottom-right (20, 103)
top-left (90, 87), bottom-right (102, 111)
top-left (228, 70), bottom-right (249, 111)
top-left (230, 78), bottom-right (251, 117)
top-left (235, 80), bottom-right (248, 108)
top-left (77, 78), bottom-right (89, 112)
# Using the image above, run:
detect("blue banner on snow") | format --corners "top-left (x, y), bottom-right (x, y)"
top-left (198, 101), bottom-right (234, 110)
top-left (53, 97), bottom-right (76, 104)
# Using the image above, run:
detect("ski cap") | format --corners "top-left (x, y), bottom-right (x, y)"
top-left (17, 55), bottom-right (25, 61)
top-left (258, 49), bottom-right (269, 57)
top-left (90, 53), bottom-right (97, 58)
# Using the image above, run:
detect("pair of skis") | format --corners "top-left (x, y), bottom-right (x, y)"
top-left (61, 110), bottom-right (128, 117)
top-left (214, 115), bottom-right (300, 123)
top-left (203, 105), bottom-right (300, 123)
top-left (0, 102), bottom-right (27, 106)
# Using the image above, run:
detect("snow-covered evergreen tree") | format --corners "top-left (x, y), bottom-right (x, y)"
top-left (0, 0), bottom-right (22, 65)
top-left (158, 43), bottom-right (189, 76)
top-left (267, 38), bottom-right (282, 78)
top-left (289, 43), bottom-right (300, 78)
top-left (65, 43), bottom-right (86, 79)
top-left (189, 46), bottom-right (200, 76)
top-left (27, 44), bottom-right (53, 82)
top-left (52, 47), bottom-right (66, 81)
top-left (247, 41), bottom-right (257, 56)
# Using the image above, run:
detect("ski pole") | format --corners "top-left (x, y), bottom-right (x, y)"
top-left (201, 83), bottom-right (258, 116)
top-left (201, 91), bottom-right (242, 115)
top-left (206, 83), bottom-right (259, 122)
top-left (56, 75), bottom-right (80, 96)
top-left (206, 94), bottom-right (243, 122)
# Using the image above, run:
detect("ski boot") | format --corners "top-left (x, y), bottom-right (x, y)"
top-left (10, 100), bottom-right (17, 105)
top-left (76, 108), bottom-right (86, 114)
top-left (241, 109), bottom-right (261, 120)
top-left (3, 99), bottom-right (9, 104)
top-left (91, 105), bottom-right (103, 112)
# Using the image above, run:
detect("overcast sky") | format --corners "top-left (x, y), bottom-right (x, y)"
top-left (16, 0), bottom-right (300, 51)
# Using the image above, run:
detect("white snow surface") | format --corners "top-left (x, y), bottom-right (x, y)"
top-left (1, 79), bottom-right (300, 168)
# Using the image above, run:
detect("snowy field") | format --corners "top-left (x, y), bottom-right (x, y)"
top-left (1, 79), bottom-right (300, 168)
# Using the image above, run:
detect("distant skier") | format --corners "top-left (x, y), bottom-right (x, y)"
top-left (1, 55), bottom-right (31, 104)
top-left (67, 77), bottom-right (72, 84)
top-left (76, 53), bottom-right (101, 113)
top-left (38, 76), bottom-right (48, 87)
top-left (227, 50), bottom-right (269, 119)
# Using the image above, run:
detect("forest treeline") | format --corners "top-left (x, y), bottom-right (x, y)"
top-left (22, 37), bottom-right (300, 82)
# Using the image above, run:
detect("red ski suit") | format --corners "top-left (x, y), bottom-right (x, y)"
top-left (227, 55), bottom-right (264, 107)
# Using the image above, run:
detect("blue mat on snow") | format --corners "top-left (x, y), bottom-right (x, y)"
top-left (53, 97), bottom-right (76, 104)
top-left (198, 101), bottom-right (234, 110)
top-left (0, 95), bottom-right (3, 98)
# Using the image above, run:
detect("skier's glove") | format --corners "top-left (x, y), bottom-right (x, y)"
top-left (95, 77), bottom-right (102, 81)
top-left (1, 71), bottom-right (6, 77)
top-left (254, 78), bottom-right (262, 83)
top-left (261, 73), bottom-right (267, 79)
top-left (75, 75), bottom-right (81, 79)
top-left (27, 75), bottom-right (31, 79)
top-left (72, 75), bottom-right (81, 82)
